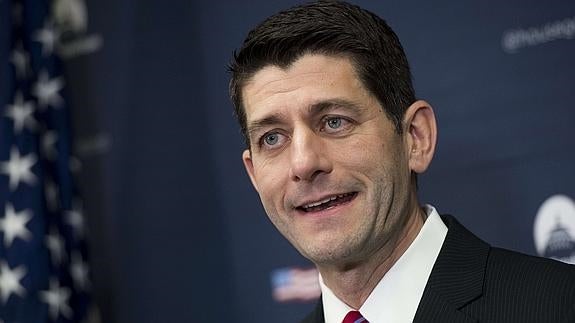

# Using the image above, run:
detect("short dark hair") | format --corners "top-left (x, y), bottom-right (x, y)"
top-left (229, 0), bottom-right (415, 147)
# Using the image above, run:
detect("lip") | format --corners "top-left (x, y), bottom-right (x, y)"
top-left (293, 192), bottom-right (358, 217)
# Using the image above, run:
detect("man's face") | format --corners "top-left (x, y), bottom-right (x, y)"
top-left (241, 54), bottom-right (414, 266)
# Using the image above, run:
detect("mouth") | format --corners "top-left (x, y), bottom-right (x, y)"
top-left (296, 192), bottom-right (358, 213)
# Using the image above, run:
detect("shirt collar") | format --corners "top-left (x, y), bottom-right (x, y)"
top-left (320, 205), bottom-right (448, 323)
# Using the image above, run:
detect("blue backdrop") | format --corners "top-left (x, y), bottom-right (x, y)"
top-left (10, 0), bottom-right (573, 322)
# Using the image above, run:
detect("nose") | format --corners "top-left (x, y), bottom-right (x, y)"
top-left (288, 128), bottom-right (333, 182)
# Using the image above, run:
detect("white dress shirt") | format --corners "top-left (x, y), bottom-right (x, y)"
top-left (320, 205), bottom-right (448, 323)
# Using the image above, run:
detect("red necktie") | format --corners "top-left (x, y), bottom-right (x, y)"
top-left (342, 310), bottom-right (369, 323)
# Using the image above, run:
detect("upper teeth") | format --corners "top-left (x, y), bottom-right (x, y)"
top-left (302, 193), bottom-right (350, 209)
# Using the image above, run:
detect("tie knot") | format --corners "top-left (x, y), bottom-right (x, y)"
top-left (342, 310), bottom-right (368, 323)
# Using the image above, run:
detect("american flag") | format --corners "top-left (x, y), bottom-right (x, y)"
top-left (271, 267), bottom-right (321, 303)
top-left (0, 0), bottom-right (94, 322)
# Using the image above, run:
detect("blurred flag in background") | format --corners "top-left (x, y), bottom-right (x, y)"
top-left (271, 267), bottom-right (321, 303)
top-left (0, 0), bottom-right (96, 322)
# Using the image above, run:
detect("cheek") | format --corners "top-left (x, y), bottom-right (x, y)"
top-left (253, 158), bottom-right (286, 203)
top-left (335, 134), bottom-right (389, 170)
top-left (333, 134), bottom-right (409, 192)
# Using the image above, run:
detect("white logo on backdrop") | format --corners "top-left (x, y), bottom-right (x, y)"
top-left (54, 0), bottom-right (88, 33)
top-left (502, 15), bottom-right (575, 53)
top-left (53, 0), bottom-right (103, 58)
top-left (534, 195), bottom-right (575, 264)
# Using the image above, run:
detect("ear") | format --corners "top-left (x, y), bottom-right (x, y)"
top-left (242, 149), bottom-right (259, 192)
top-left (403, 100), bottom-right (437, 174)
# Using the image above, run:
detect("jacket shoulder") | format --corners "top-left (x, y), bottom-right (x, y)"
top-left (485, 247), bottom-right (575, 295)
top-left (435, 214), bottom-right (575, 322)
top-left (464, 245), bottom-right (575, 322)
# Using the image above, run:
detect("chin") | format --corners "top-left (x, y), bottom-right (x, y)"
top-left (296, 237), bottom-right (359, 265)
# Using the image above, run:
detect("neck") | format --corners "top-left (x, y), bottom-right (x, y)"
top-left (317, 199), bottom-right (425, 309)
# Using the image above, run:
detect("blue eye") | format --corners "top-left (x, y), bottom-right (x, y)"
top-left (258, 131), bottom-right (287, 150)
top-left (321, 116), bottom-right (353, 134)
top-left (327, 117), bottom-right (342, 129)
top-left (264, 133), bottom-right (279, 146)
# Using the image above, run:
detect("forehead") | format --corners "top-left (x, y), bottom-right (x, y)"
top-left (241, 54), bottom-right (370, 119)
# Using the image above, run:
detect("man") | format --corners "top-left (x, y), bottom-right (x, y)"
top-left (228, 1), bottom-right (575, 322)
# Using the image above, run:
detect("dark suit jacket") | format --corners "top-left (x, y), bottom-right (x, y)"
top-left (301, 215), bottom-right (575, 323)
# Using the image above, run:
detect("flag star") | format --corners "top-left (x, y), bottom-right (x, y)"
top-left (70, 252), bottom-right (89, 290)
top-left (10, 45), bottom-right (30, 79)
top-left (0, 262), bottom-right (27, 303)
top-left (66, 206), bottom-right (85, 238)
top-left (45, 228), bottom-right (66, 265)
top-left (69, 156), bottom-right (82, 174)
top-left (0, 147), bottom-right (37, 191)
top-left (39, 278), bottom-right (72, 320)
top-left (32, 71), bottom-right (64, 108)
top-left (5, 92), bottom-right (37, 133)
top-left (0, 203), bottom-right (33, 248)
top-left (42, 131), bottom-right (58, 160)
top-left (33, 21), bottom-right (59, 56)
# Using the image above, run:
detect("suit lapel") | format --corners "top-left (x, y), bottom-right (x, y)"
top-left (302, 215), bottom-right (490, 323)
top-left (413, 215), bottom-right (490, 323)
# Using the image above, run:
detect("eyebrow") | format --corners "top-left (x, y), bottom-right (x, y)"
top-left (246, 98), bottom-right (365, 139)
top-left (309, 98), bottom-right (365, 116)
top-left (246, 113), bottom-right (286, 140)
